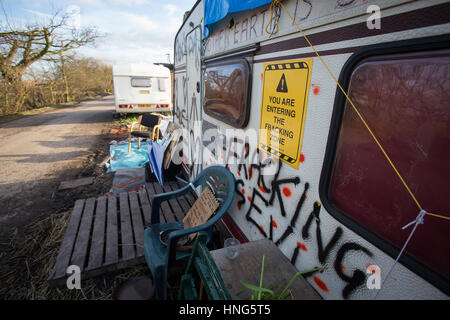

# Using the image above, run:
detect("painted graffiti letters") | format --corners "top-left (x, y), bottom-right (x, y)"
top-left (292, 0), bottom-right (313, 23)
top-left (301, 202), bottom-right (343, 264)
top-left (220, 135), bottom-right (374, 299)
top-left (334, 243), bottom-right (373, 299)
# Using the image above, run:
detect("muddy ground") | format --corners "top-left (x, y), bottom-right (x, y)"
top-left (0, 99), bottom-right (172, 300)
top-left (0, 101), bottom-right (210, 300)
top-left (0, 124), bottom-right (188, 300)
top-left (0, 97), bottom-right (118, 246)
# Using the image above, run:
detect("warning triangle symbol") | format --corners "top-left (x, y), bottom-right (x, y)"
top-left (276, 73), bottom-right (288, 93)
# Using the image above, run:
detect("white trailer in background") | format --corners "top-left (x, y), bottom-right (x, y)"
top-left (112, 63), bottom-right (172, 114)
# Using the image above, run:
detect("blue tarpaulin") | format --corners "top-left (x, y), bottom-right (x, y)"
top-left (107, 142), bottom-right (150, 173)
top-left (204, 0), bottom-right (272, 37)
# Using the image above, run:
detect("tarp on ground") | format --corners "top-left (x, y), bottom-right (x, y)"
top-left (107, 141), bottom-right (150, 173)
top-left (204, 0), bottom-right (272, 37)
top-left (111, 168), bottom-right (146, 194)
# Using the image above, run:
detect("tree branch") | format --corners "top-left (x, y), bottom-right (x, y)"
top-left (0, 9), bottom-right (99, 82)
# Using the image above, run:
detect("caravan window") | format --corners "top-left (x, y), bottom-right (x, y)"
top-left (204, 59), bottom-right (251, 128)
top-left (327, 49), bottom-right (450, 281)
top-left (131, 77), bottom-right (151, 87)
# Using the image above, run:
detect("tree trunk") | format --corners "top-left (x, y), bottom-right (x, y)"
top-left (60, 55), bottom-right (71, 103)
top-left (49, 84), bottom-right (56, 105)
top-left (13, 86), bottom-right (27, 113)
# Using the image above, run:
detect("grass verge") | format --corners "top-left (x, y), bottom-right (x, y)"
top-left (0, 210), bottom-right (153, 300)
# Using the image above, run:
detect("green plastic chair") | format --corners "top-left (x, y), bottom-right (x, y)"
top-left (178, 231), bottom-right (231, 300)
top-left (143, 165), bottom-right (235, 300)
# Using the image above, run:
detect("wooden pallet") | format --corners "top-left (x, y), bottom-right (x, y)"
top-left (48, 180), bottom-right (198, 287)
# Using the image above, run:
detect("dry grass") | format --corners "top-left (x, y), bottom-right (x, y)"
top-left (0, 210), bottom-right (152, 300)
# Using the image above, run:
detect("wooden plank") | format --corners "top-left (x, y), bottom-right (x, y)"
top-left (87, 196), bottom-right (107, 270)
top-left (49, 199), bottom-right (85, 281)
top-left (105, 195), bottom-right (118, 265)
top-left (148, 182), bottom-right (175, 223)
top-left (50, 189), bottom-right (156, 287)
top-left (145, 183), bottom-right (167, 223)
top-left (119, 192), bottom-right (135, 261)
top-left (162, 183), bottom-right (185, 221)
top-left (145, 182), bottom-right (156, 199)
top-left (129, 191), bottom-right (144, 256)
top-left (71, 197), bottom-right (96, 270)
top-left (138, 188), bottom-right (151, 225)
top-left (168, 181), bottom-right (191, 215)
top-left (210, 239), bottom-right (322, 300)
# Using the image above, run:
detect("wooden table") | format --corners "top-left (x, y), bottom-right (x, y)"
top-left (210, 239), bottom-right (322, 300)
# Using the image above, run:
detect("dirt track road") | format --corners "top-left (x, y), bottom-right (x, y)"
top-left (0, 96), bottom-right (115, 243)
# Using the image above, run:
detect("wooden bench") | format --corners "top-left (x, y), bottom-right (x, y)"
top-left (48, 180), bottom-right (199, 287)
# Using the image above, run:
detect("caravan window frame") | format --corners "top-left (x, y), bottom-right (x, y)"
top-left (130, 77), bottom-right (152, 88)
top-left (319, 35), bottom-right (450, 295)
top-left (203, 57), bottom-right (252, 128)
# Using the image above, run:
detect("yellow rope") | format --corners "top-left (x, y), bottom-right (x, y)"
top-left (265, 0), bottom-right (282, 35)
top-left (274, 1), bottom-right (449, 221)
top-left (425, 212), bottom-right (450, 220)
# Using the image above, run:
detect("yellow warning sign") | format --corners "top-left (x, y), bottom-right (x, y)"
top-left (258, 59), bottom-right (312, 168)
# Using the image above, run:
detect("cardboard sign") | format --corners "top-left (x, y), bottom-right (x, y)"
top-left (258, 59), bottom-right (312, 168)
top-left (183, 187), bottom-right (219, 241)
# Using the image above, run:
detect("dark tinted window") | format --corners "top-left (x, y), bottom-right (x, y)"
top-left (204, 59), bottom-right (250, 128)
top-left (328, 50), bottom-right (450, 280)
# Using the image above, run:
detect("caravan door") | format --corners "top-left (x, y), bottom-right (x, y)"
top-left (185, 26), bottom-right (203, 181)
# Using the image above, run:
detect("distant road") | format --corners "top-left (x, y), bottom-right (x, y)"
top-left (0, 96), bottom-right (114, 242)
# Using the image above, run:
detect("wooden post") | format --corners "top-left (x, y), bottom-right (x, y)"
top-left (128, 130), bottom-right (131, 153)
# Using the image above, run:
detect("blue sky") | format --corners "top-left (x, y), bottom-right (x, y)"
top-left (0, 0), bottom-right (195, 65)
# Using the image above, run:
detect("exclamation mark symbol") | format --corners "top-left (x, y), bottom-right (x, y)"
top-left (276, 73), bottom-right (288, 93)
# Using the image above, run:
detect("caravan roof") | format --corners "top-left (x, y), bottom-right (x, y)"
top-left (112, 63), bottom-right (170, 77)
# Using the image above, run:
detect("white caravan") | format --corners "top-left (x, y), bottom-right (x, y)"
top-left (113, 63), bottom-right (172, 114)
top-left (172, 0), bottom-right (450, 300)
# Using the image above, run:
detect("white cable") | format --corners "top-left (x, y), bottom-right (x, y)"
top-left (374, 210), bottom-right (426, 300)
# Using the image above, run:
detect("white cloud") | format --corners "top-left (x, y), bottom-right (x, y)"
top-left (164, 4), bottom-right (179, 16)
top-left (73, 0), bottom-right (105, 7)
top-left (120, 12), bottom-right (160, 32)
top-left (76, 9), bottom-right (181, 65)
top-left (110, 0), bottom-right (151, 6)
top-left (79, 39), bottom-right (173, 65)
top-left (13, 0), bottom-right (191, 65)
top-left (23, 9), bottom-right (53, 18)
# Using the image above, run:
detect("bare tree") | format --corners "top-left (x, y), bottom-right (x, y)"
top-left (0, 6), bottom-right (99, 112)
top-left (0, 8), bottom-right (99, 83)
